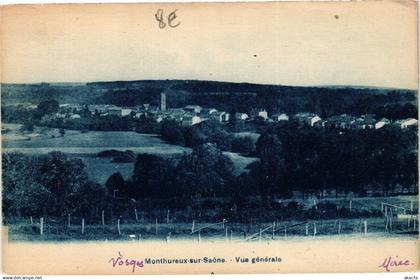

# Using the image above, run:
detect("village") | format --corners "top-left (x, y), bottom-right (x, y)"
top-left (32, 92), bottom-right (418, 131)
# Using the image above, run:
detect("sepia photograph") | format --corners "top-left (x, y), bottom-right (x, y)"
top-left (1, 0), bottom-right (419, 275)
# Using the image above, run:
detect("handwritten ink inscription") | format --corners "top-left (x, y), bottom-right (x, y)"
top-left (109, 252), bottom-right (144, 273)
top-left (379, 256), bottom-right (413, 272)
top-left (155, 9), bottom-right (181, 29)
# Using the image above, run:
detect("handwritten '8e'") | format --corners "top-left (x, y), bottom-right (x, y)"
top-left (155, 9), bottom-right (181, 29)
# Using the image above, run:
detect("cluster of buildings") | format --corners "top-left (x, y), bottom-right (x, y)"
top-left (48, 92), bottom-right (418, 130)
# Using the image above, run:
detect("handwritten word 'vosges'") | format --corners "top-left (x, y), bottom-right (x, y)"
top-left (155, 9), bottom-right (181, 29)
top-left (109, 252), bottom-right (144, 273)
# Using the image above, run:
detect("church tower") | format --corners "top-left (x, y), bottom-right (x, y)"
top-left (160, 92), bottom-right (166, 111)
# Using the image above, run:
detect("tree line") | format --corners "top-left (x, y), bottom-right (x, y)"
top-left (2, 121), bottom-right (418, 222)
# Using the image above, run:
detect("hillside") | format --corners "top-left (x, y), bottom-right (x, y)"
top-left (1, 80), bottom-right (417, 117)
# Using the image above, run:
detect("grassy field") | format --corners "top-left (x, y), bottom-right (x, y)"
top-left (277, 195), bottom-right (419, 213)
top-left (2, 123), bottom-right (257, 182)
top-left (7, 216), bottom-right (418, 242)
top-left (2, 125), bottom-right (190, 154)
top-left (6, 195), bottom-right (418, 242)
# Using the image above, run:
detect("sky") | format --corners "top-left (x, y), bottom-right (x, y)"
top-left (1, 1), bottom-right (418, 89)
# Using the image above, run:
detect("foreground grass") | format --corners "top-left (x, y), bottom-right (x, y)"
top-left (7, 217), bottom-right (418, 242)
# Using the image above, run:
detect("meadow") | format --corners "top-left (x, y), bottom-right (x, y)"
top-left (1, 123), bottom-right (258, 183)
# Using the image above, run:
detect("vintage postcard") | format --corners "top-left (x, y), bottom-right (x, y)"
top-left (1, 0), bottom-right (419, 276)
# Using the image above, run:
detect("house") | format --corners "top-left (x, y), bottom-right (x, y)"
top-left (156, 115), bottom-right (164, 123)
top-left (55, 113), bottom-right (67, 119)
top-left (108, 108), bottom-right (122, 117)
top-left (250, 109), bottom-right (268, 120)
top-left (184, 105), bottom-right (202, 114)
top-left (221, 112), bottom-right (230, 122)
top-left (69, 114), bottom-right (81, 119)
top-left (121, 108), bottom-right (133, 117)
top-left (310, 115), bottom-right (322, 126)
top-left (353, 116), bottom-right (376, 129)
top-left (166, 108), bottom-right (185, 122)
top-left (397, 118), bottom-right (418, 129)
top-left (235, 113), bottom-right (249, 121)
top-left (327, 114), bottom-right (355, 129)
top-left (210, 111), bottom-right (230, 123)
top-left (375, 118), bottom-right (391, 129)
top-left (182, 115), bottom-right (202, 126)
top-left (209, 108), bottom-right (218, 115)
top-left (258, 110), bottom-right (268, 120)
top-left (272, 113), bottom-right (289, 122)
top-left (294, 113), bottom-right (322, 127)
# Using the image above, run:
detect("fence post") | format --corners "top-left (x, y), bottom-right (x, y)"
top-left (364, 220), bottom-right (367, 235)
top-left (134, 209), bottom-right (138, 223)
top-left (410, 200), bottom-right (414, 213)
top-left (259, 228), bottom-right (262, 242)
top-left (385, 206), bottom-right (388, 217)
top-left (272, 222), bottom-right (276, 239)
top-left (381, 202), bottom-right (384, 213)
top-left (198, 230), bottom-right (201, 243)
top-left (413, 218), bottom-right (417, 231)
top-left (225, 225), bottom-right (228, 241)
top-left (338, 221), bottom-right (341, 236)
top-left (230, 230), bottom-right (233, 242)
top-left (284, 227), bottom-right (287, 240)
top-left (30, 216), bottom-right (33, 226)
top-left (166, 210), bottom-right (170, 224)
top-left (349, 200), bottom-right (352, 212)
top-left (313, 222), bottom-right (317, 237)
top-left (102, 210), bottom-right (105, 226)
top-left (68, 214), bottom-right (71, 228)
top-left (82, 218), bottom-right (85, 235)
top-left (191, 220), bottom-right (195, 233)
top-left (40, 217), bottom-right (44, 235)
top-left (305, 223), bottom-right (309, 236)
top-left (389, 214), bottom-right (393, 232)
top-left (155, 218), bottom-right (158, 235)
top-left (117, 219), bottom-right (121, 235)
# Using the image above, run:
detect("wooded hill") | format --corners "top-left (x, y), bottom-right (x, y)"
top-left (1, 80), bottom-right (417, 118)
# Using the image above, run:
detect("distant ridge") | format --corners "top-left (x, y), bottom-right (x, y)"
top-left (2, 79), bottom-right (417, 92)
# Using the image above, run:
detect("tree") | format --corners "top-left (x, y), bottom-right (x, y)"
top-left (175, 143), bottom-right (234, 198)
top-left (186, 120), bottom-right (233, 151)
top-left (2, 153), bottom-right (51, 220)
top-left (105, 172), bottom-right (125, 197)
top-left (231, 136), bottom-right (255, 154)
top-left (20, 120), bottom-right (35, 132)
top-left (59, 128), bottom-right (66, 137)
top-left (256, 130), bottom-right (283, 164)
top-left (35, 100), bottom-right (59, 119)
top-left (73, 182), bottom-right (107, 222)
top-left (131, 154), bottom-right (173, 198)
top-left (37, 152), bottom-right (88, 215)
top-left (160, 120), bottom-right (185, 145)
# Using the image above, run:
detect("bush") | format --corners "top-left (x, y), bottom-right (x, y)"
top-left (231, 136), bottom-right (255, 154)
top-left (98, 150), bottom-right (136, 162)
